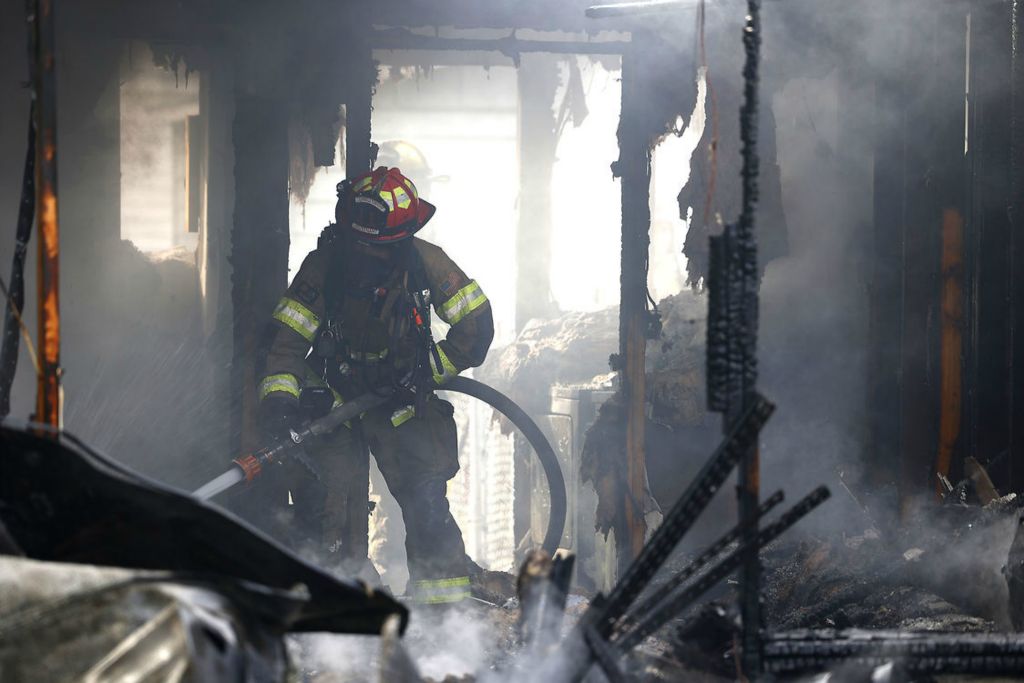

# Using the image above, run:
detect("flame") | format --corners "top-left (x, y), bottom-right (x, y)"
top-left (40, 188), bottom-right (58, 259)
top-left (42, 289), bottom-right (59, 364)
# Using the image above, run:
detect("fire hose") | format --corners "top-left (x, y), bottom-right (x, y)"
top-left (193, 376), bottom-right (568, 555)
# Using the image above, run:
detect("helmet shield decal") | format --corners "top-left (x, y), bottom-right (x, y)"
top-left (350, 194), bottom-right (389, 235)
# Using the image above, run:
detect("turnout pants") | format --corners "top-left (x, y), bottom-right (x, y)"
top-left (301, 395), bottom-right (470, 604)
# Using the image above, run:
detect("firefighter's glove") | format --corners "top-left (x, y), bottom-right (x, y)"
top-left (428, 344), bottom-right (459, 387)
top-left (259, 395), bottom-right (303, 445)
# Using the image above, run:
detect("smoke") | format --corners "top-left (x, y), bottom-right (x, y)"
top-left (0, 1), bottom-right (1010, 678)
top-left (897, 496), bottom-right (1021, 628)
top-left (292, 603), bottom-right (513, 681)
top-left (651, 0), bottom-right (915, 538)
top-left (406, 606), bottom-right (502, 679)
top-left (289, 632), bottom-right (379, 681)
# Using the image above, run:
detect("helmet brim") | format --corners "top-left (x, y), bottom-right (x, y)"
top-left (349, 200), bottom-right (437, 244)
top-left (415, 199), bottom-right (436, 229)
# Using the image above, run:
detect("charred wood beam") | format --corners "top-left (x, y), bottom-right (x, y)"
top-left (612, 486), bottom-right (831, 653)
top-left (931, 8), bottom-right (971, 498)
top-left (936, 208), bottom-right (965, 495)
top-left (548, 395), bottom-right (774, 682)
top-left (515, 54), bottom-right (560, 331)
top-left (30, 0), bottom-right (60, 430)
top-left (583, 623), bottom-right (629, 683)
top-left (345, 42), bottom-right (375, 177)
top-left (375, 49), bottom-right (516, 69)
top-left (334, 38), bottom-right (376, 570)
top-left (511, 54), bottom-right (561, 559)
top-left (614, 490), bottom-right (784, 635)
top-left (868, 5), bottom-right (969, 515)
top-left (372, 28), bottom-right (628, 58)
top-left (0, 7), bottom-right (38, 419)
top-left (586, 0), bottom-right (696, 18)
top-left (966, 1), bottom-right (1013, 493)
top-left (702, 0), bottom-right (765, 673)
top-left (0, 104), bottom-right (35, 419)
top-left (617, 39), bottom-right (654, 570)
top-left (736, 0), bottom-right (763, 670)
top-left (370, 0), bottom-right (618, 33)
top-left (898, 6), bottom-right (969, 511)
top-left (590, 0), bottom-right (1008, 18)
top-left (593, 395), bottom-right (774, 638)
top-left (1011, 0), bottom-right (1024, 490)
top-left (229, 96), bottom-right (290, 454)
top-left (764, 630), bottom-right (1024, 676)
top-left (866, 31), bottom-right (908, 497)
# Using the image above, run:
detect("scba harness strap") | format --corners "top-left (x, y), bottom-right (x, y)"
top-left (313, 242), bottom-right (443, 423)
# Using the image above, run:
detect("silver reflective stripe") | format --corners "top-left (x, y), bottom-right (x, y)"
top-left (272, 297), bottom-right (320, 342)
top-left (440, 281), bottom-right (487, 325)
top-left (259, 373), bottom-right (301, 400)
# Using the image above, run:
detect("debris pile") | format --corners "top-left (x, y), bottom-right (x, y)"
top-left (475, 307), bottom-right (619, 418)
top-left (477, 291), bottom-right (719, 540)
top-left (477, 290), bottom-right (708, 428)
top-left (577, 291), bottom-right (720, 537)
top-left (643, 494), bottom-right (1024, 679)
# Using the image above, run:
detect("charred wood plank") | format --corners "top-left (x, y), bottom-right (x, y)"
top-left (0, 104), bottom-right (35, 419)
top-left (764, 629), bottom-right (1024, 676)
top-left (590, 393), bottom-right (774, 639)
top-left (615, 490), bottom-right (784, 635)
top-left (612, 486), bottom-right (831, 653)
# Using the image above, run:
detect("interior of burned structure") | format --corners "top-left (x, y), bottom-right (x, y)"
top-left (4, 0), bottom-right (1024, 681)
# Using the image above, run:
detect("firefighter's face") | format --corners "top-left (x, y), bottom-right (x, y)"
top-left (347, 232), bottom-right (395, 261)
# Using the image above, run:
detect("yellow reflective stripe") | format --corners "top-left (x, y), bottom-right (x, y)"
top-left (392, 185), bottom-right (412, 209)
top-left (272, 297), bottom-right (320, 342)
top-left (430, 345), bottom-right (458, 386)
top-left (439, 281), bottom-right (488, 325)
top-left (410, 576), bottom-right (471, 604)
top-left (419, 576), bottom-right (471, 589)
top-left (353, 176), bottom-right (373, 192)
top-left (390, 405), bottom-right (415, 427)
top-left (259, 373), bottom-right (301, 401)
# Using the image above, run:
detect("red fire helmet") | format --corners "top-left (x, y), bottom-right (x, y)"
top-left (336, 166), bottom-right (436, 243)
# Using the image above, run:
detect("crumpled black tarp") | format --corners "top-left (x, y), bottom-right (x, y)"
top-left (0, 422), bottom-right (406, 635)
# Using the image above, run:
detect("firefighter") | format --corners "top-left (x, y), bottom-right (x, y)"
top-left (257, 166), bottom-right (493, 605)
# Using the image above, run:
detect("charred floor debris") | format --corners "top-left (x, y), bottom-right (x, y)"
top-left (4, 0), bottom-right (1024, 681)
